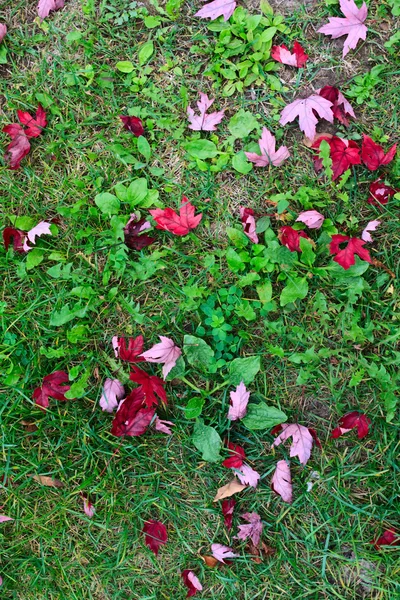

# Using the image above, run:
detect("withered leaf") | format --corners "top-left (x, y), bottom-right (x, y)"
top-left (32, 475), bottom-right (64, 488)
top-left (213, 478), bottom-right (246, 502)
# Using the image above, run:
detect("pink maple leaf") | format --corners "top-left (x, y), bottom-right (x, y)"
top-left (154, 416), bottom-right (174, 435)
top-left (279, 94), bottom-right (334, 140)
top-left (0, 24), bottom-right (7, 44)
top-left (239, 207), bottom-right (258, 244)
top-left (81, 495), bottom-right (95, 518)
top-left (195, 0), bottom-right (236, 21)
top-left (272, 423), bottom-right (314, 466)
top-left (38, 0), bottom-right (65, 19)
top-left (0, 515), bottom-right (13, 523)
top-left (140, 336), bottom-right (182, 379)
top-left (211, 543), bottom-right (237, 563)
top-left (271, 41), bottom-right (309, 68)
top-left (187, 93), bottom-right (225, 131)
top-left (99, 378), bottom-right (125, 413)
top-left (271, 460), bottom-right (292, 503)
top-left (296, 210), bottom-right (325, 229)
top-left (245, 127), bottom-right (290, 167)
top-left (181, 570), bottom-right (203, 597)
top-left (361, 220), bottom-right (380, 242)
top-left (23, 221), bottom-right (52, 252)
top-left (227, 381), bottom-right (250, 421)
top-left (235, 463), bottom-right (260, 488)
top-left (235, 512), bottom-right (263, 546)
top-left (318, 0), bottom-right (368, 57)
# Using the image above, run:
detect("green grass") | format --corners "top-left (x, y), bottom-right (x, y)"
top-left (1, 0), bottom-right (400, 598)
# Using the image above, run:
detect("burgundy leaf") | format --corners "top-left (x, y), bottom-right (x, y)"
top-left (331, 411), bottom-right (371, 439)
top-left (181, 570), bottom-right (203, 597)
top-left (3, 227), bottom-right (26, 253)
top-left (367, 180), bottom-right (398, 206)
top-left (113, 335), bottom-right (145, 362)
top-left (279, 226), bottom-right (309, 252)
top-left (221, 498), bottom-right (236, 530)
top-left (17, 105), bottom-right (47, 138)
top-left (33, 371), bottom-right (72, 409)
top-left (124, 215), bottom-right (155, 250)
top-left (110, 388), bottom-right (155, 437)
top-left (142, 520), bottom-right (168, 556)
top-left (373, 529), bottom-right (399, 550)
top-left (120, 115), bottom-right (145, 137)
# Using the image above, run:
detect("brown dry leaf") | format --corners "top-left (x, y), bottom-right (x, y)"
top-left (247, 541), bottom-right (276, 563)
top-left (21, 421), bottom-right (38, 433)
top-left (303, 132), bottom-right (333, 148)
top-left (201, 555), bottom-right (219, 568)
top-left (32, 475), bottom-right (64, 488)
top-left (213, 478), bottom-right (246, 502)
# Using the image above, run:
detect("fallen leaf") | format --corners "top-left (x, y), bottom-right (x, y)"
top-left (317, 86), bottom-right (355, 126)
top-left (239, 207), bottom-right (258, 244)
top-left (313, 135), bottom-right (361, 180)
top-left (81, 495), bottom-right (95, 518)
top-left (33, 371), bottom-right (72, 410)
top-left (120, 115), bottom-right (144, 137)
top-left (3, 227), bottom-right (26, 253)
top-left (361, 135), bottom-right (397, 171)
top-left (195, 0), bottom-right (236, 21)
top-left (361, 220), bottom-right (380, 242)
top-left (211, 543), bottom-right (237, 563)
top-left (150, 198), bottom-right (202, 236)
top-left (235, 512), bottom-right (263, 546)
top-left (17, 105), bottom-right (47, 138)
top-left (271, 41), bottom-right (308, 68)
top-left (32, 475), bottom-right (64, 488)
top-left (111, 388), bottom-right (155, 437)
top-left (99, 378), bottom-right (125, 413)
top-left (142, 520), bottom-right (168, 556)
top-left (21, 420), bottom-right (38, 433)
top-left (130, 366), bottom-right (167, 407)
top-left (202, 555), bottom-right (219, 567)
top-left (227, 381), bottom-right (250, 421)
top-left (296, 210), bottom-right (325, 229)
top-left (271, 460), bottom-right (292, 503)
top-left (187, 93), bottom-right (225, 131)
top-left (113, 335), bottom-right (145, 362)
top-left (0, 515), bottom-right (13, 523)
top-left (331, 411), bottom-right (371, 439)
top-left (124, 215), bottom-right (155, 250)
top-left (373, 529), bottom-right (399, 550)
top-left (235, 464), bottom-right (260, 488)
top-left (0, 24), bottom-right (7, 43)
top-left (23, 221), bottom-right (52, 252)
top-left (279, 226), bottom-right (309, 252)
top-left (3, 128), bottom-right (31, 170)
top-left (213, 478), bottom-right (246, 502)
top-left (181, 570), bottom-right (203, 597)
top-left (318, 0), bottom-right (368, 57)
top-left (247, 540), bottom-right (276, 563)
top-left (244, 127), bottom-right (290, 167)
top-left (329, 234), bottom-right (371, 269)
top-left (279, 94), bottom-right (333, 141)
top-left (272, 423), bottom-right (314, 466)
top-left (154, 416), bottom-right (174, 435)
top-left (367, 180), bottom-right (398, 206)
top-left (221, 498), bottom-right (236, 530)
top-left (222, 442), bottom-right (246, 469)
top-left (140, 336), bottom-right (182, 379)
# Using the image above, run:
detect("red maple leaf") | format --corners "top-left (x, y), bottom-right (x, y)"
top-left (221, 498), bottom-right (236, 530)
top-left (2, 125), bottom-right (31, 170)
top-left (110, 388), bottom-right (155, 437)
top-left (372, 528), bottom-right (399, 550)
top-left (120, 115), bottom-right (144, 137)
top-left (318, 86), bottom-right (355, 126)
top-left (313, 136), bottom-right (361, 180)
top-left (3, 227), bottom-right (26, 253)
top-left (367, 180), bottom-right (398, 206)
top-left (115, 336), bottom-right (145, 362)
top-left (279, 226), bottom-right (309, 252)
top-left (329, 234), bottom-right (371, 269)
top-left (124, 216), bottom-right (155, 250)
top-left (361, 135), bottom-right (397, 171)
top-left (142, 520), bottom-right (168, 556)
top-left (331, 411), bottom-right (371, 439)
top-left (130, 365), bottom-right (167, 407)
top-left (149, 197), bottom-right (202, 236)
top-left (222, 442), bottom-right (246, 469)
top-left (33, 371), bottom-right (72, 409)
top-left (17, 105), bottom-right (47, 138)
top-left (271, 41), bottom-right (308, 68)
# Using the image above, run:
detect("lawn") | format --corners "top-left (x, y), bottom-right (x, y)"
top-left (1, 0), bottom-right (399, 598)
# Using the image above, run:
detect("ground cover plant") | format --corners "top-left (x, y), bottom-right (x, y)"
top-left (0, 0), bottom-right (399, 597)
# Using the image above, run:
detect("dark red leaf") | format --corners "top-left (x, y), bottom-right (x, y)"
top-left (279, 226), bottom-right (309, 252)
top-left (124, 216), bottom-right (155, 250)
top-left (329, 234), bottom-right (371, 270)
top-left (17, 105), bottom-right (47, 138)
top-left (270, 424), bottom-right (283, 435)
top-left (120, 115), bottom-right (144, 137)
top-left (3, 227), bottom-right (26, 253)
top-left (318, 86), bottom-right (354, 126)
top-left (361, 135), bottom-right (397, 171)
top-left (3, 130), bottom-right (31, 170)
top-left (33, 371), bottom-right (71, 409)
top-left (331, 411), bottom-right (371, 439)
top-left (222, 442), bottom-right (245, 469)
top-left (116, 336), bottom-right (145, 362)
top-left (181, 570), bottom-right (203, 597)
top-left (130, 366), bottom-right (167, 408)
top-left (308, 427), bottom-right (322, 449)
top-left (142, 520), bottom-right (168, 556)
top-left (110, 388), bottom-right (155, 437)
top-left (367, 180), bottom-right (398, 206)
top-left (221, 498), bottom-right (236, 530)
top-left (373, 529), bottom-right (399, 550)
